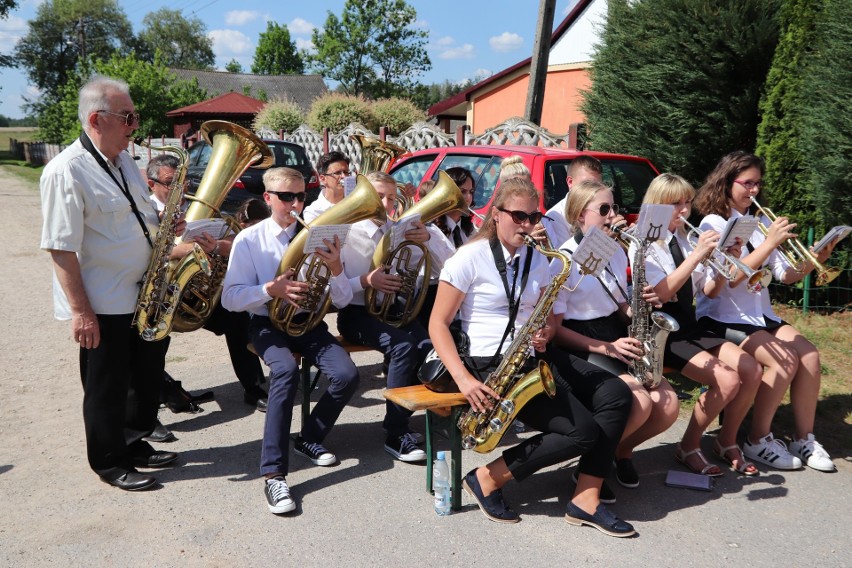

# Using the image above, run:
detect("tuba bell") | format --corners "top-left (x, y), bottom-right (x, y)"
top-left (352, 134), bottom-right (411, 216)
top-left (269, 175), bottom-right (387, 336)
top-left (170, 120), bottom-right (274, 333)
top-left (365, 170), bottom-right (470, 327)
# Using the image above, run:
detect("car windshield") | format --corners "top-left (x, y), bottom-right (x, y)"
top-left (431, 154), bottom-right (503, 209)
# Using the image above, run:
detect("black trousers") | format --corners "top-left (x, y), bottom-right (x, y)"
top-left (79, 314), bottom-right (167, 480)
top-left (203, 303), bottom-right (265, 391)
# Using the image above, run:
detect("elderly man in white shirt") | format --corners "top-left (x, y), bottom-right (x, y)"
top-left (222, 166), bottom-right (359, 515)
top-left (40, 76), bottom-right (177, 492)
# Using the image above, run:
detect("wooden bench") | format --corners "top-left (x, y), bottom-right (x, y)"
top-left (384, 385), bottom-right (468, 511)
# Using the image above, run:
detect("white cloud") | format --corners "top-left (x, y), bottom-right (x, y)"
top-left (225, 10), bottom-right (260, 26)
top-left (295, 38), bottom-right (316, 55)
top-left (436, 36), bottom-right (455, 47)
top-left (0, 15), bottom-right (27, 52)
top-left (208, 29), bottom-right (253, 57)
top-left (288, 17), bottom-right (315, 36)
top-left (439, 44), bottom-right (475, 60)
top-left (489, 32), bottom-right (523, 53)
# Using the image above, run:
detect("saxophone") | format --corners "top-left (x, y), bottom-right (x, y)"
top-left (457, 235), bottom-right (570, 454)
top-left (618, 227), bottom-right (680, 389)
top-left (132, 142), bottom-right (211, 341)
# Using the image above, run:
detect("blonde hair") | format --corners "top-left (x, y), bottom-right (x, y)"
top-left (473, 177), bottom-right (539, 243)
top-left (366, 171), bottom-right (396, 187)
top-left (644, 173), bottom-right (695, 206)
top-left (418, 179), bottom-right (436, 198)
top-left (263, 167), bottom-right (305, 190)
top-left (565, 179), bottom-right (611, 232)
top-left (498, 155), bottom-right (531, 183)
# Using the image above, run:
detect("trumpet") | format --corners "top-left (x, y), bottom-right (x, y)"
top-left (750, 197), bottom-right (840, 286)
top-left (679, 217), bottom-right (771, 294)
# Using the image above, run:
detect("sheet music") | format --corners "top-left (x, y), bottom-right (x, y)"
top-left (182, 218), bottom-right (231, 241)
top-left (343, 175), bottom-right (357, 197)
top-left (634, 204), bottom-right (674, 242)
top-left (302, 224), bottom-right (352, 253)
top-left (718, 216), bottom-right (758, 250)
top-left (813, 225), bottom-right (852, 253)
top-left (571, 226), bottom-right (620, 277)
top-left (390, 213), bottom-right (422, 249)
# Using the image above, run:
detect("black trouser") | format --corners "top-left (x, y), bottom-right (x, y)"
top-left (79, 314), bottom-right (167, 480)
top-left (203, 303), bottom-right (265, 392)
top-left (546, 345), bottom-right (633, 478)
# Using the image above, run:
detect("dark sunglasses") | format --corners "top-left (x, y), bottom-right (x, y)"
top-left (586, 203), bottom-right (619, 216)
top-left (497, 207), bottom-right (543, 225)
top-left (268, 191), bottom-right (306, 203)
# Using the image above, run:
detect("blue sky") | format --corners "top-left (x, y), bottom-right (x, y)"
top-left (0, 0), bottom-right (581, 119)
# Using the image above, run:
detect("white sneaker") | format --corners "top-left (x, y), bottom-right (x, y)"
top-left (265, 476), bottom-right (296, 514)
top-left (743, 433), bottom-right (802, 470)
top-left (789, 434), bottom-right (836, 472)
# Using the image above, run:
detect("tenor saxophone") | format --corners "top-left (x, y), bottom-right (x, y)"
top-left (457, 235), bottom-right (570, 454)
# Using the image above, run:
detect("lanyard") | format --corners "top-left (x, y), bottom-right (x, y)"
top-left (79, 132), bottom-right (153, 248)
top-left (489, 235), bottom-right (532, 338)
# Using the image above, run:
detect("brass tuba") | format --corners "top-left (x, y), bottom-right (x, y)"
top-left (170, 121), bottom-right (274, 333)
top-left (269, 175), bottom-right (387, 336)
top-left (352, 134), bottom-right (411, 216)
top-left (365, 170), bottom-right (469, 327)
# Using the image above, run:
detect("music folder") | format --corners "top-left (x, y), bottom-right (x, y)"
top-left (665, 470), bottom-right (714, 491)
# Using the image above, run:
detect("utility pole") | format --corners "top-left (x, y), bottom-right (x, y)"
top-left (524, 0), bottom-right (556, 126)
top-left (77, 15), bottom-right (87, 60)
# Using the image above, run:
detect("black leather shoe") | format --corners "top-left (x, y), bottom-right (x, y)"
top-left (101, 470), bottom-right (157, 491)
top-left (130, 451), bottom-right (179, 469)
top-left (565, 502), bottom-right (636, 538)
top-left (142, 420), bottom-right (177, 443)
top-left (244, 386), bottom-right (268, 413)
top-left (462, 469), bottom-right (520, 523)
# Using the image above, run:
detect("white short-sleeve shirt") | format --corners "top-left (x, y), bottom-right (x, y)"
top-left (552, 235), bottom-right (629, 321)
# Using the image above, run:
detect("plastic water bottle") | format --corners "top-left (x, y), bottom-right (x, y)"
top-left (433, 451), bottom-right (451, 516)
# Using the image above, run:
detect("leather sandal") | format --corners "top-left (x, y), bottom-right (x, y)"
top-left (714, 440), bottom-right (759, 476)
top-left (675, 445), bottom-right (724, 477)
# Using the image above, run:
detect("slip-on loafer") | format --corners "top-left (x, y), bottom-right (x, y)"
top-left (130, 450), bottom-right (179, 469)
top-left (142, 420), bottom-right (177, 443)
top-left (101, 470), bottom-right (157, 491)
top-left (462, 469), bottom-right (520, 523)
top-left (565, 501), bottom-right (636, 538)
top-left (244, 387), bottom-right (268, 413)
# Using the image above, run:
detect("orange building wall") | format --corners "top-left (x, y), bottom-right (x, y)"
top-left (471, 67), bottom-right (591, 135)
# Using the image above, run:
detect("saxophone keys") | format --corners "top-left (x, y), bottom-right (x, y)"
top-left (499, 400), bottom-right (515, 415)
top-left (488, 418), bottom-right (504, 432)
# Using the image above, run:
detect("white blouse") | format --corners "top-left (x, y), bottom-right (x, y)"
top-left (552, 235), bottom-right (629, 321)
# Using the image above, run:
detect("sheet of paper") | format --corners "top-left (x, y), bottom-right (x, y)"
top-left (182, 218), bottom-right (230, 241)
top-left (634, 204), bottom-right (674, 242)
top-left (390, 213), bottom-right (422, 249)
top-left (718, 216), bottom-right (758, 250)
top-left (571, 226), bottom-right (619, 277)
top-left (813, 225), bottom-right (852, 254)
top-left (302, 224), bottom-right (352, 253)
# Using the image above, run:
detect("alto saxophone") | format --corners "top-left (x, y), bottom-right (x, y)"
top-left (132, 142), bottom-right (211, 341)
top-left (457, 235), bottom-right (570, 454)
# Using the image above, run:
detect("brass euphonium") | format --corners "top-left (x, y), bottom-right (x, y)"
top-left (269, 175), bottom-right (387, 336)
top-left (352, 134), bottom-right (411, 216)
top-left (170, 120), bottom-right (274, 333)
top-left (365, 170), bottom-right (469, 327)
top-left (750, 197), bottom-right (841, 287)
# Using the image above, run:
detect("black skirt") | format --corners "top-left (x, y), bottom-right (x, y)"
top-left (562, 313), bottom-right (630, 377)
top-left (698, 316), bottom-right (787, 347)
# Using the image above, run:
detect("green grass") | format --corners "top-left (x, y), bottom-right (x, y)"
top-left (0, 128), bottom-right (45, 185)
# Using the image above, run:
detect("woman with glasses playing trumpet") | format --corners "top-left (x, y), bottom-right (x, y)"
top-left (633, 174), bottom-right (762, 477)
top-left (693, 151), bottom-right (838, 472)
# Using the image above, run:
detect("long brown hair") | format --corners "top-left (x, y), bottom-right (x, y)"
top-left (471, 177), bottom-right (539, 244)
top-left (694, 151), bottom-right (764, 218)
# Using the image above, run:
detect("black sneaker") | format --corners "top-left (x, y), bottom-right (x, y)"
top-left (294, 437), bottom-right (336, 466)
top-left (615, 458), bottom-right (640, 488)
top-left (462, 469), bottom-right (520, 524)
top-left (384, 433), bottom-right (426, 462)
top-left (565, 502), bottom-right (636, 537)
top-left (265, 476), bottom-right (296, 514)
top-left (571, 471), bottom-right (616, 504)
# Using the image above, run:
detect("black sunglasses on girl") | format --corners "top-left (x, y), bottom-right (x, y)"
top-left (587, 203), bottom-right (619, 216)
top-left (498, 207), bottom-right (543, 225)
top-left (267, 191), bottom-right (306, 203)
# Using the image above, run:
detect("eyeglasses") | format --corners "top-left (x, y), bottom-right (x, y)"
top-left (734, 179), bottom-right (763, 191)
top-left (323, 169), bottom-right (351, 178)
top-left (97, 110), bottom-right (140, 126)
top-left (585, 203), bottom-right (619, 216)
top-left (268, 191), bottom-right (306, 203)
top-left (497, 207), bottom-right (543, 225)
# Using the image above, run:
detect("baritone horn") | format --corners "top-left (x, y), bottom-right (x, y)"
top-left (750, 197), bottom-right (840, 287)
top-left (269, 175), bottom-right (387, 336)
top-left (352, 134), bottom-right (411, 217)
top-left (679, 216), bottom-right (771, 293)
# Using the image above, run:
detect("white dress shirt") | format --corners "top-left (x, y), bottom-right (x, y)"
top-left (552, 235), bottom-right (629, 321)
top-left (696, 210), bottom-right (785, 326)
top-left (627, 230), bottom-right (707, 293)
top-left (222, 217), bottom-right (352, 316)
top-left (542, 196), bottom-right (573, 248)
top-left (303, 191), bottom-right (335, 223)
top-left (40, 140), bottom-right (159, 319)
top-left (440, 238), bottom-right (550, 357)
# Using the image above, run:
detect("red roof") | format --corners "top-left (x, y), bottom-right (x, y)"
top-left (166, 92), bottom-right (265, 116)
top-left (428, 0), bottom-right (594, 118)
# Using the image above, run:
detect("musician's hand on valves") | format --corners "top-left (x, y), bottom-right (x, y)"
top-left (605, 214), bottom-right (628, 237)
top-left (529, 223), bottom-right (551, 247)
top-left (191, 231), bottom-right (217, 255)
top-left (457, 373), bottom-right (498, 413)
top-left (170, 212), bottom-right (186, 237)
top-left (403, 221), bottom-right (430, 243)
top-left (72, 308), bottom-right (101, 349)
top-left (694, 229), bottom-right (720, 261)
top-left (641, 285), bottom-right (663, 308)
top-left (365, 265), bottom-right (402, 293)
top-left (606, 337), bottom-right (644, 364)
top-left (266, 268), bottom-right (308, 307)
top-left (531, 322), bottom-right (553, 352)
top-left (314, 235), bottom-right (344, 275)
top-left (766, 216), bottom-right (797, 248)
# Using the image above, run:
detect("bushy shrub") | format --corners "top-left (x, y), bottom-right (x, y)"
top-left (253, 98), bottom-right (304, 134)
top-left (371, 98), bottom-right (426, 134)
top-left (307, 93), bottom-right (375, 132)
